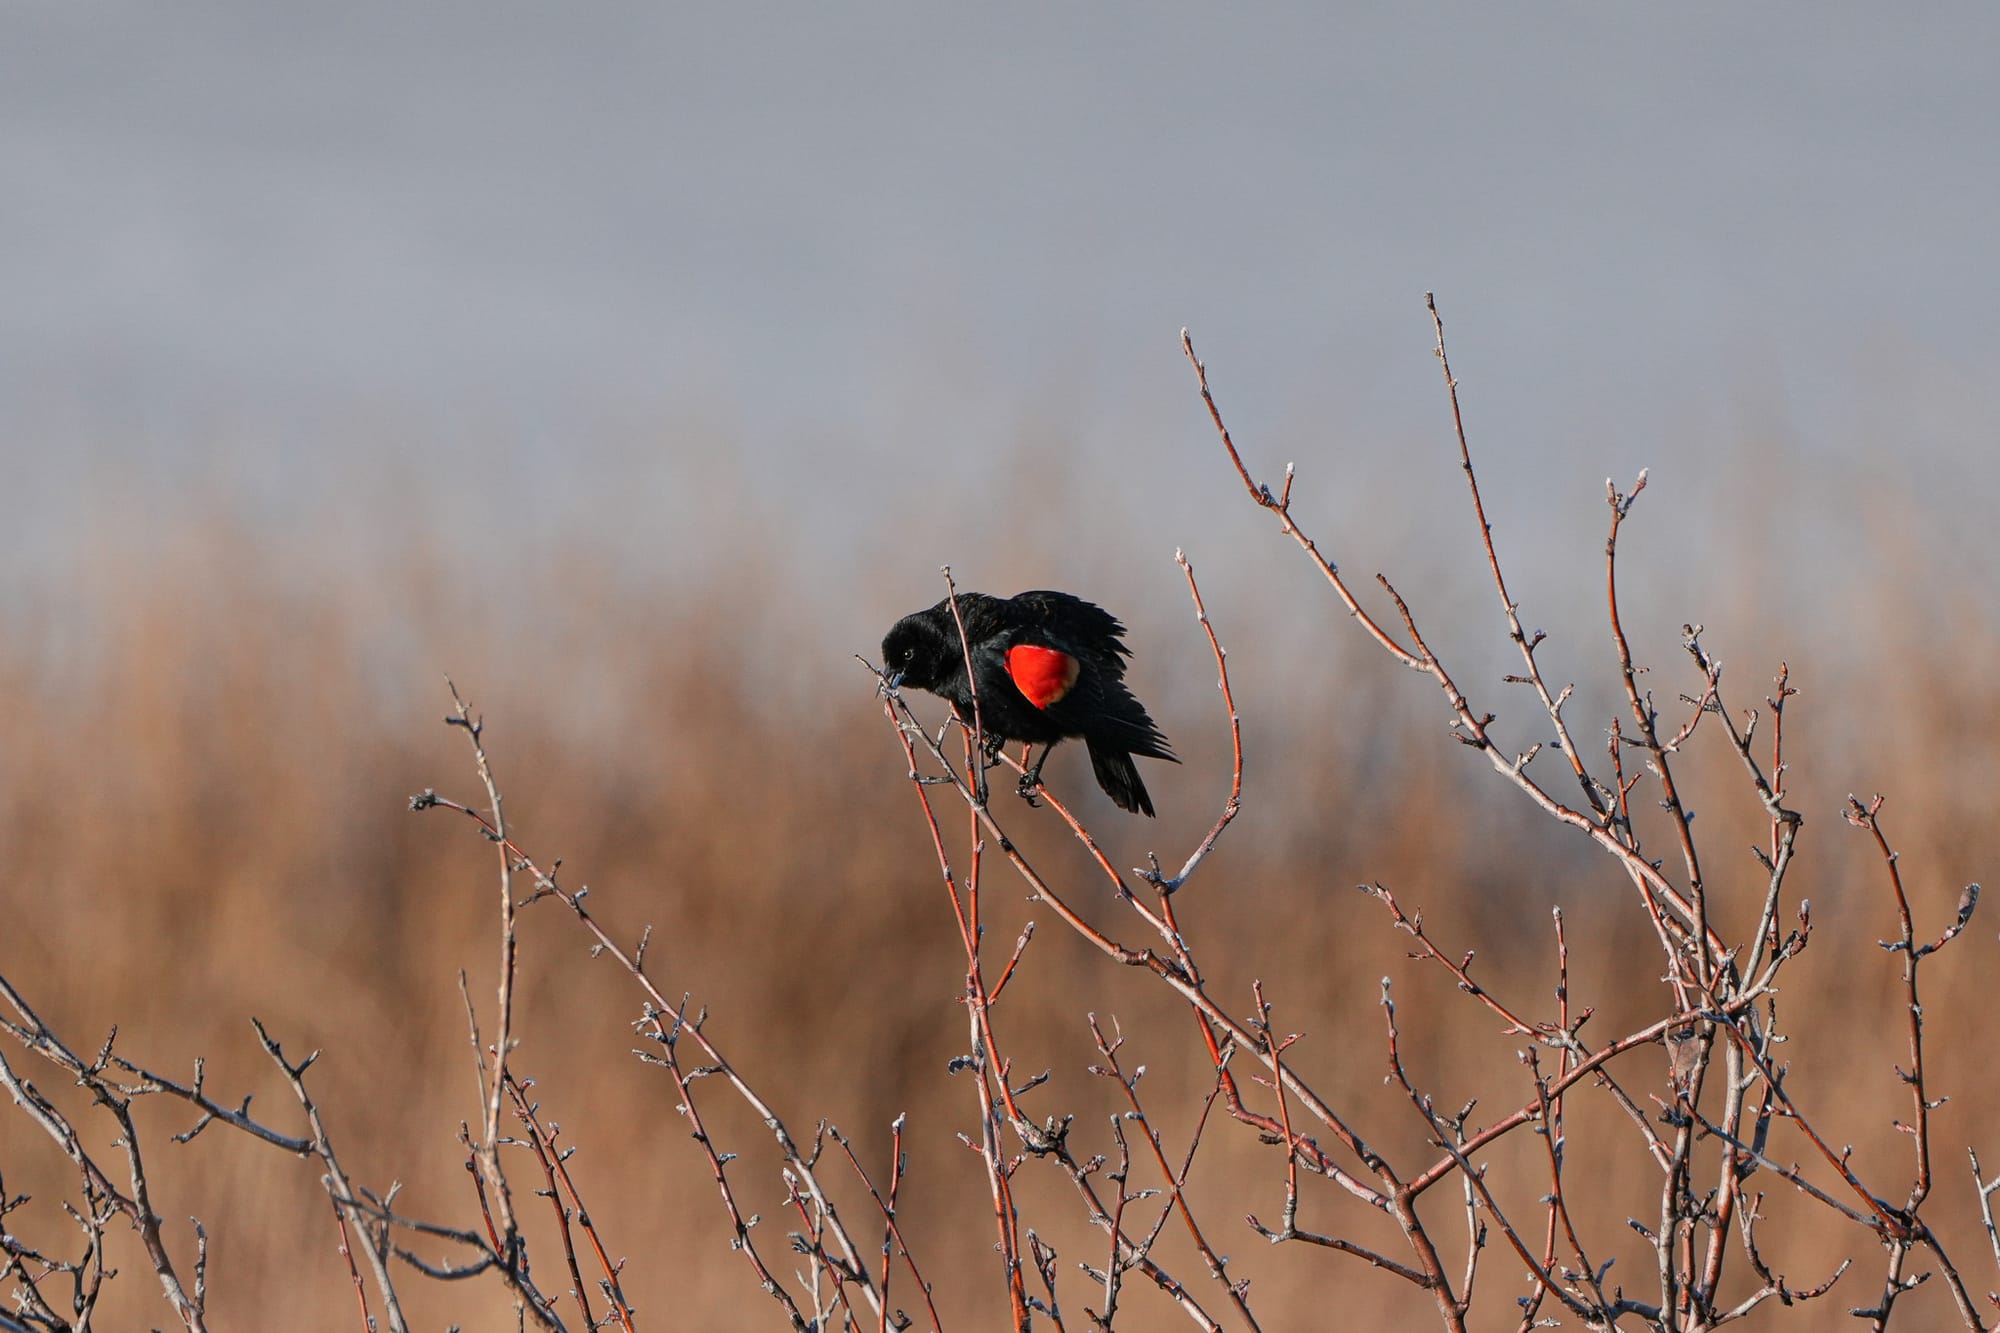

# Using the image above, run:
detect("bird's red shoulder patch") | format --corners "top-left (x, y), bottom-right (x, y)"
top-left (1006, 644), bottom-right (1080, 709)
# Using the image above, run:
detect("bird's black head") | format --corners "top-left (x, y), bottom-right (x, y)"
top-left (881, 606), bottom-right (959, 692)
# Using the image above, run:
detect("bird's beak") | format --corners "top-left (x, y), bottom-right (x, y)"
top-left (886, 670), bottom-right (905, 690)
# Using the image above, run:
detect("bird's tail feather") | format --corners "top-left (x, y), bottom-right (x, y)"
top-left (1088, 741), bottom-right (1156, 817)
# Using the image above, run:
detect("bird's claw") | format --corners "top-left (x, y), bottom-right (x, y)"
top-left (1015, 772), bottom-right (1043, 808)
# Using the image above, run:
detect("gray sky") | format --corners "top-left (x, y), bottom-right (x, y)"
top-left (5, 4), bottom-right (1996, 620)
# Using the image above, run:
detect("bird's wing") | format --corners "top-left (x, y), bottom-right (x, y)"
top-left (1008, 591), bottom-right (1133, 666)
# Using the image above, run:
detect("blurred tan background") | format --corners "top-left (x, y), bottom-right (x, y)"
top-left (5, 5), bottom-right (2000, 1328)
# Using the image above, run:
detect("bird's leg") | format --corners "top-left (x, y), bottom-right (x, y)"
top-left (970, 726), bottom-right (1009, 807)
top-left (1016, 744), bottom-right (1050, 807)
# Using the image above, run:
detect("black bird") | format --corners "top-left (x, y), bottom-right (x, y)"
top-left (881, 590), bottom-right (1177, 815)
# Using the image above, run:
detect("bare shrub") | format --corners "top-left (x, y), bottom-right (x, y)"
top-left (3, 301), bottom-right (1994, 1330)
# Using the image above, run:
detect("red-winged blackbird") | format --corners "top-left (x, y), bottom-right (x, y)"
top-left (881, 590), bottom-right (1178, 815)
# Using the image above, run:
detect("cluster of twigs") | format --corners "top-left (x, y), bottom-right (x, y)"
top-left (853, 301), bottom-right (1999, 1331)
top-left (2, 681), bottom-right (918, 1331)
top-left (3, 299), bottom-right (1996, 1330)
top-left (0, 704), bottom-right (646, 1332)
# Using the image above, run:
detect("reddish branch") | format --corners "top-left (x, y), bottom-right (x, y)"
top-left (504, 1072), bottom-right (637, 1333)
